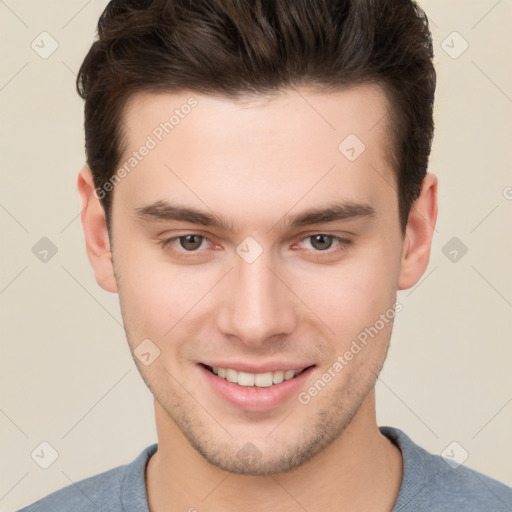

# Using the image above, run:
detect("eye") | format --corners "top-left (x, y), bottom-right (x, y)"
top-left (302, 234), bottom-right (351, 250)
top-left (159, 232), bottom-right (353, 261)
top-left (294, 233), bottom-right (353, 259)
top-left (175, 234), bottom-right (206, 251)
top-left (159, 233), bottom-right (213, 255)
top-left (306, 234), bottom-right (337, 251)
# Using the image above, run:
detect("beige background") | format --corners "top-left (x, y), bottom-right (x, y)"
top-left (1, 0), bottom-right (511, 510)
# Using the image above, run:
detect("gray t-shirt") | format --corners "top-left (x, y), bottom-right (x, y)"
top-left (17, 426), bottom-right (512, 511)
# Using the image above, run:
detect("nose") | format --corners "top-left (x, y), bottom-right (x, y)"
top-left (216, 249), bottom-right (298, 347)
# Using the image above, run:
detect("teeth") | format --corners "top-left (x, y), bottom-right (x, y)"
top-left (272, 370), bottom-right (284, 384)
top-left (226, 368), bottom-right (238, 383)
top-left (209, 366), bottom-right (305, 387)
top-left (238, 371), bottom-right (255, 386)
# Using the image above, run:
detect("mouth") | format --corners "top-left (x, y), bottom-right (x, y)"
top-left (198, 362), bottom-right (318, 411)
top-left (199, 363), bottom-right (316, 388)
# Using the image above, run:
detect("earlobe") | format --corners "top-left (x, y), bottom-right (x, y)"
top-left (397, 173), bottom-right (438, 290)
top-left (77, 167), bottom-right (118, 293)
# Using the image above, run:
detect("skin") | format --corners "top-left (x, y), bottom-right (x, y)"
top-left (78, 84), bottom-right (438, 511)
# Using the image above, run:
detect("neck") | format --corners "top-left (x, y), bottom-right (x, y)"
top-left (146, 391), bottom-right (403, 512)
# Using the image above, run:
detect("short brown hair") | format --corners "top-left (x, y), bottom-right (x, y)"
top-left (77, 0), bottom-right (436, 236)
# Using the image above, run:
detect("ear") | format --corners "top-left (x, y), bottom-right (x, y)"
top-left (398, 173), bottom-right (438, 290)
top-left (77, 167), bottom-right (118, 293)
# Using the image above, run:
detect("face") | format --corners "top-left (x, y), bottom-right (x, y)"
top-left (106, 85), bottom-right (407, 475)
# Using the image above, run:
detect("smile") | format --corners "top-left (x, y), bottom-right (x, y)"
top-left (202, 364), bottom-right (309, 388)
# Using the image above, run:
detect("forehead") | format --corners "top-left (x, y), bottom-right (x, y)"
top-left (121, 84), bottom-right (394, 165)
top-left (116, 85), bottom-right (397, 229)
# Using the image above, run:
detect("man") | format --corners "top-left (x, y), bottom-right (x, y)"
top-left (18, 0), bottom-right (512, 510)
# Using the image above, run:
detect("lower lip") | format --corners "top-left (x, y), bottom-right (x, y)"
top-left (198, 364), bottom-right (316, 412)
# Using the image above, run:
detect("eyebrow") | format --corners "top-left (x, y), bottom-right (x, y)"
top-left (134, 199), bottom-right (376, 232)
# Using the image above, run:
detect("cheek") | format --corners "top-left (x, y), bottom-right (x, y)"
top-left (293, 247), bottom-right (398, 337)
top-left (115, 242), bottom-right (214, 338)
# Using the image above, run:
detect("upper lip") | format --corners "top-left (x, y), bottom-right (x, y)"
top-left (200, 361), bottom-right (315, 374)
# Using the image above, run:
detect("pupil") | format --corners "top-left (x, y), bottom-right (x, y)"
top-left (312, 234), bottom-right (332, 250)
top-left (181, 235), bottom-right (202, 250)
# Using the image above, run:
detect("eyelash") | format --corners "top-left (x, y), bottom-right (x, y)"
top-left (159, 233), bottom-right (353, 261)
